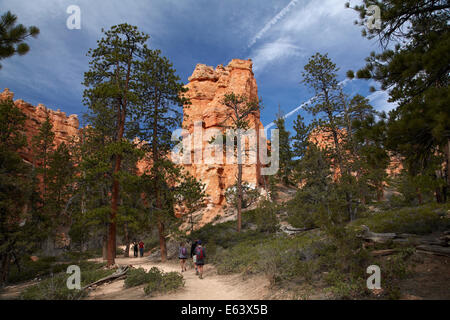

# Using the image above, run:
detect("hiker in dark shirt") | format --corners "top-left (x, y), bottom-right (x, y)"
top-left (194, 240), bottom-right (206, 279)
top-left (179, 242), bottom-right (188, 272)
top-left (190, 239), bottom-right (199, 275)
top-left (133, 240), bottom-right (138, 258)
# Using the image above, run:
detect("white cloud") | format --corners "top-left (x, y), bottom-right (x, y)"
top-left (367, 89), bottom-right (397, 113)
top-left (252, 39), bottom-right (304, 72)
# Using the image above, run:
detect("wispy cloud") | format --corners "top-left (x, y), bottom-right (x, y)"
top-left (367, 89), bottom-right (397, 113)
top-left (264, 79), bottom-right (354, 129)
top-left (252, 39), bottom-right (304, 72)
top-left (248, 0), bottom-right (299, 48)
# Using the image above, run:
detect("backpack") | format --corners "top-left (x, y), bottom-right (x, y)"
top-left (196, 247), bottom-right (204, 260)
top-left (181, 247), bottom-right (187, 256)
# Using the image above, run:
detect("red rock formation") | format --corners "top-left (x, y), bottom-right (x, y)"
top-left (180, 59), bottom-right (267, 224)
top-left (1, 88), bottom-right (79, 163)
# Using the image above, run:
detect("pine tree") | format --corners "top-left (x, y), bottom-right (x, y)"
top-left (83, 24), bottom-right (149, 265)
top-left (347, 0), bottom-right (450, 202)
top-left (221, 92), bottom-right (261, 232)
top-left (46, 142), bottom-right (75, 234)
top-left (0, 97), bottom-right (32, 285)
top-left (31, 114), bottom-right (55, 205)
top-left (0, 11), bottom-right (39, 69)
top-left (136, 48), bottom-right (190, 261)
top-left (292, 114), bottom-right (311, 180)
top-left (302, 53), bottom-right (357, 220)
top-left (134, 49), bottom-right (188, 261)
top-left (274, 115), bottom-right (293, 185)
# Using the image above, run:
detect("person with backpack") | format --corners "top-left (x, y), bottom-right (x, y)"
top-left (190, 239), bottom-right (199, 275)
top-left (179, 242), bottom-right (188, 272)
top-left (194, 240), bottom-right (206, 279)
top-left (139, 240), bottom-right (144, 257)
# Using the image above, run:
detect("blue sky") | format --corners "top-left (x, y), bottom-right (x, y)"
top-left (0, 0), bottom-right (395, 133)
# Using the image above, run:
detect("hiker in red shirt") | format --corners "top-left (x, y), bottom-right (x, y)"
top-left (139, 240), bottom-right (144, 257)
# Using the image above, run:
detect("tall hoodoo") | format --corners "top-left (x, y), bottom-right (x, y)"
top-left (181, 59), bottom-right (267, 225)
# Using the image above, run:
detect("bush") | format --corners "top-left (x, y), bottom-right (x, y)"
top-left (143, 269), bottom-right (184, 296)
top-left (124, 267), bottom-right (184, 296)
top-left (124, 267), bottom-right (161, 288)
top-left (254, 200), bottom-right (279, 233)
top-left (20, 262), bottom-right (112, 300)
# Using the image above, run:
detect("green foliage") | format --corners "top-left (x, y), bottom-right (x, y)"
top-left (19, 262), bottom-right (112, 300)
top-left (352, 203), bottom-right (450, 235)
top-left (122, 266), bottom-right (184, 296)
top-left (348, 1), bottom-right (450, 201)
top-left (253, 200), bottom-right (279, 233)
top-left (125, 266), bottom-right (184, 296)
top-left (221, 92), bottom-right (262, 232)
top-left (0, 97), bottom-right (44, 285)
top-left (274, 115), bottom-right (293, 185)
top-left (143, 270), bottom-right (184, 296)
top-left (0, 11), bottom-right (39, 69)
top-left (124, 267), bottom-right (154, 288)
top-left (225, 182), bottom-right (260, 210)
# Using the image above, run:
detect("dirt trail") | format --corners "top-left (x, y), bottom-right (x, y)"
top-left (86, 256), bottom-right (269, 300)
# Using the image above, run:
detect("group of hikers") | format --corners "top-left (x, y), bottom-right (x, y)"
top-left (130, 239), bottom-right (206, 279)
top-left (132, 240), bottom-right (145, 258)
top-left (179, 239), bottom-right (206, 279)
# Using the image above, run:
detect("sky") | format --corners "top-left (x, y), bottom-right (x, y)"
top-left (0, 0), bottom-right (396, 133)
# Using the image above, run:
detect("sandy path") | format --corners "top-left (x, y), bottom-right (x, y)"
top-left (86, 256), bottom-right (269, 300)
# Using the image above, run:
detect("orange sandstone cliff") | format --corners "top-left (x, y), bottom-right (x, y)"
top-left (1, 88), bottom-right (79, 164)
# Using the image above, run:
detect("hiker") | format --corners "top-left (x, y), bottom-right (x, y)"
top-left (194, 240), bottom-right (206, 279)
top-left (133, 240), bottom-right (138, 258)
top-left (179, 242), bottom-right (188, 272)
top-left (190, 239), bottom-right (199, 274)
top-left (139, 240), bottom-right (144, 257)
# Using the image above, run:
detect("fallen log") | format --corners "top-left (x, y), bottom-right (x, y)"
top-left (82, 265), bottom-right (130, 290)
top-left (359, 225), bottom-right (396, 243)
top-left (370, 249), bottom-right (399, 257)
top-left (280, 225), bottom-right (317, 235)
top-left (416, 245), bottom-right (450, 258)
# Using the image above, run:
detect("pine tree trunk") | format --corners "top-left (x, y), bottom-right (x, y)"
top-left (416, 187), bottom-right (423, 205)
top-left (237, 162), bottom-right (243, 232)
top-left (158, 218), bottom-right (167, 262)
top-left (108, 172), bottom-right (120, 265)
top-left (102, 234), bottom-right (108, 261)
top-left (123, 223), bottom-right (130, 258)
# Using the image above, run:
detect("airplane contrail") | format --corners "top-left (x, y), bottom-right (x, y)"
top-left (264, 79), bottom-right (352, 130)
top-left (248, 0), bottom-right (300, 48)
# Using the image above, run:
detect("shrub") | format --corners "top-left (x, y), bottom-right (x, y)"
top-left (19, 263), bottom-right (112, 300)
top-left (124, 267), bottom-right (161, 288)
top-left (143, 270), bottom-right (184, 296)
top-left (254, 200), bottom-right (279, 233)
